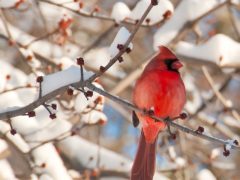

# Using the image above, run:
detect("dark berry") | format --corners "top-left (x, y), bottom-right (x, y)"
top-left (196, 126), bottom-right (204, 133)
top-left (99, 66), bottom-right (105, 72)
top-left (28, 111), bottom-right (36, 117)
top-left (98, 119), bottom-right (106, 125)
top-left (126, 47), bottom-right (131, 53)
top-left (234, 140), bottom-right (239, 146)
top-left (180, 112), bottom-right (188, 119)
top-left (85, 90), bottom-right (93, 97)
top-left (26, 55), bottom-right (32, 61)
top-left (117, 44), bottom-right (124, 50)
top-left (151, 0), bottom-right (158, 6)
top-left (36, 76), bottom-right (43, 83)
top-left (93, 7), bottom-right (100, 13)
top-left (171, 134), bottom-right (177, 140)
top-left (41, 163), bottom-right (46, 168)
top-left (223, 150), bottom-right (230, 157)
top-left (71, 131), bottom-right (76, 136)
top-left (6, 75), bottom-right (11, 80)
top-left (51, 104), bottom-right (57, 110)
top-left (79, 2), bottom-right (84, 9)
top-left (145, 18), bottom-right (151, 24)
top-left (148, 109), bottom-right (154, 116)
top-left (163, 10), bottom-right (172, 20)
top-left (49, 114), bottom-right (56, 119)
top-left (77, 57), bottom-right (84, 65)
top-left (118, 57), bottom-right (123, 63)
top-left (67, 88), bottom-right (73, 96)
top-left (10, 129), bottom-right (17, 135)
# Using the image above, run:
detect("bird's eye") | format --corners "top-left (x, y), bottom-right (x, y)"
top-left (164, 58), bottom-right (178, 70)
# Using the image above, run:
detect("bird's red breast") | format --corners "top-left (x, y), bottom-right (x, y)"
top-left (132, 46), bottom-right (186, 143)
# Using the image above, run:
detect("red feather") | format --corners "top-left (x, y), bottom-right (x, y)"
top-left (131, 46), bottom-right (186, 180)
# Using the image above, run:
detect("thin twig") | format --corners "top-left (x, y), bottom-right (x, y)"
top-left (87, 3), bottom-right (154, 82)
top-left (202, 66), bottom-right (240, 121)
top-left (85, 83), bottom-right (240, 151)
top-left (0, 86), bottom-right (37, 95)
top-left (38, 0), bottom-right (161, 27)
top-left (227, 4), bottom-right (240, 40)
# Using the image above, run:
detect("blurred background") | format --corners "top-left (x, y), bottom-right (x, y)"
top-left (0, 0), bottom-right (240, 179)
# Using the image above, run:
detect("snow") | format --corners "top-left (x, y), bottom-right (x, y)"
top-left (108, 27), bottom-right (133, 57)
top-left (0, 61), bottom-right (71, 179)
top-left (0, 12), bottom-right (125, 79)
top-left (60, 135), bottom-right (131, 171)
top-left (225, 139), bottom-right (237, 151)
top-left (0, 60), bottom-right (28, 91)
top-left (68, 169), bottom-right (81, 179)
top-left (58, 119), bottom-right (168, 180)
top-left (0, 61), bottom-right (37, 114)
top-left (32, 144), bottom-right (71, 180)
top-left (154, 0), bottom-right (218, 48)
top-left (183, 74), bottom-right (202, 114)
top-left (0, 19), bottom-right (79, 59)
top-left (74, 82), bottom-right (104, 112)
top-left (39, 174), bottom-right (54, 180)
top-left (0, 0), bottom-right (22, 8)
top-left (197, 169), bottom-right (216, 180)
top-left (0, 139), bottom-right (8, 154)
top-left (111, 2), bottom-right (131, 23)
top-left (19, 48), bottom-right (41, 69)
top-left (0, 90), bottom-right (36, 113)
top-left (74, 82), bottom-right (107, 124)
top-left (6, 132), bottom-right (30, 153)
top-left (84, 47), bottom-right (125, 78)
top-left (58, 57), bottom-right (75, 70)
top-left (210, 148), bottom-right (221, 159)
top-left (168, 146), bottom-right (176, 159)
top-left (0, 121), bottom-right (10, 133)
top-left (81, 110), bottom-right (107, 124)
top-left (111, 0), bottom-right (173, 25)
top-left (222, 115), bottom-right (240, 128)
top-left (176, 34), bottom-right (240, 68)
top-left (130, 0), bottom-right (174, 25)
top-left (175, 157), bottom-right (186, 167)
top-left (41, 65), bottom-right (93, 96)
top-left (0, 160), bottom-right (17, 180)
top-left (231, 0), bottom-right (240, 4)
top-left (219, 0), bottom-right (239, 4)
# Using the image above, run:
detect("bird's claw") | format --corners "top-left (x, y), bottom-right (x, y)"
top-left (132, 111), bottom-right (140, 127)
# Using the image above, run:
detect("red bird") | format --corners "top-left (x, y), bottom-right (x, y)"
top-left (131, 46), bottom-right (186, 180)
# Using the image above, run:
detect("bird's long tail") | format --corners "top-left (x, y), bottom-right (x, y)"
top-left (131, 130), bottom-right (157, 180)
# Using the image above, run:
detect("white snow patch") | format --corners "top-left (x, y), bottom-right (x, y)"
top-left (184, 74), bottom-right (202, 114)
top-left (0, 160), bottom-right (17, 180)
top-left (176, 34), bottom-right (240, 68)
top-left (74, 83), bottom-right (104, 112)
top-left (111, 2), bottom-right (131, 23)
top-left (81, 110), bottom-right (107, 124)
top-left (41, 65), bottom-right (93, 95)
top-left (197, 169), bottom-right (216, 180)
top-left (6, 132), bottom-right (30, 153)
top-left (84, 47), bottom-right (125, 78)
top-left (130, 0), bottom-right (174, 25)
top-left (154, 0), bottom-right (218, 48)
top-left (32, 144), bottom-right (71, 180)
top-left (0, 0), bottom-right (22, 8)
top-left (108, 27), bottom-right (133, 57)
top-left (0, 139), bottom-right (8, 153)
top-left (210, 148), bottom-right (221, 159)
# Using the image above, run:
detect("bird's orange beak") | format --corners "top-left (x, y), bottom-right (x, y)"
top-left (171, 61), bottom-right (183, 70)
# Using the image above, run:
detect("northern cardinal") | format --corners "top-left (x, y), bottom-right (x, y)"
top-left (131, 46), bottom-right (186, 180)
